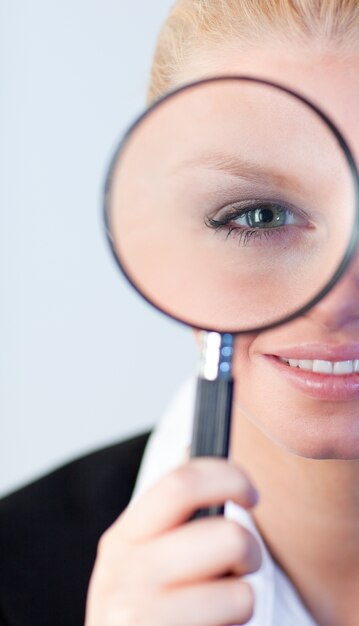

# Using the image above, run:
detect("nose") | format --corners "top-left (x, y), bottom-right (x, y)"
top-left (306, 252), bottom-right (359, 331)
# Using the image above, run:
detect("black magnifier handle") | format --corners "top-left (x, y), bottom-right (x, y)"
top-left (190, 332), bottom-right (234, 519)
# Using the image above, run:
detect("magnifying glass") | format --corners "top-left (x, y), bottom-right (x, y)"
top-left (104, 76), bottom-right (359, 516)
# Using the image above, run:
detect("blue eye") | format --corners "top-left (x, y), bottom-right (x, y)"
top-left (205, 200), bottom-right (310, 246)
top-left (234, 205), bottom-right (296, 229)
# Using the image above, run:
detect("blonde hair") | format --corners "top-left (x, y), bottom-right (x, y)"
top-left (147, 0), bottom-right (359, 103)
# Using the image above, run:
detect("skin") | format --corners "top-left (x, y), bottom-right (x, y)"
top-left (188, 43), bottom-right (359, 624)
top-left (86, 42), bottom-right (359, 626)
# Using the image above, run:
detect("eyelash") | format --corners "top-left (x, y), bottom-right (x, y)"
top-left (205, 201), bottom-right (299, 246)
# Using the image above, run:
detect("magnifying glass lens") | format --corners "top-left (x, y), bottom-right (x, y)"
top-left (107, 79), bottom-right (356, 332)
top-left (106, 78), bottom-right (357, 333)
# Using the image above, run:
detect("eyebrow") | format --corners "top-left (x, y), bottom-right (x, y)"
top-left (175, 150), bottom-right (304, 194)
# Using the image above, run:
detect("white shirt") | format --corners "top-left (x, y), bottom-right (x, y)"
top-left (132, 378), bottom-right (317, 626)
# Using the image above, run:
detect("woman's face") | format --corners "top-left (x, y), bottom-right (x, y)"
top-left (181, 43), bottom-right (359, 460)
top-left (110, 39), bottom-right (359, 460)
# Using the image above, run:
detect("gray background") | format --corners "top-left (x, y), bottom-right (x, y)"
top-left (0, 0), bottom-right (196, 497)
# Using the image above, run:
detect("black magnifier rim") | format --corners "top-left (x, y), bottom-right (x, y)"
top-left (103, 75), bottom-right (359, 335)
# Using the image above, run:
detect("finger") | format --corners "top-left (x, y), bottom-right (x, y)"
top-left (139, 517), bottom-right (262, 587)
top-left (116, 458), bottom-right (259, 541)
top-left (155, 578), bottom-right (255, 626)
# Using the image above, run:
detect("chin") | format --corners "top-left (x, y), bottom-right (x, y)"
top-left (242, 403), bottom-right (359, 461)
top-left (273, 429), bottom-right (359, 460)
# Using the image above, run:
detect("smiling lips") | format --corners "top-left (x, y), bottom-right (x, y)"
top-left (267, 353), bottom-right (359, 401)
top-left (278, 357), bottom-right (359, 376)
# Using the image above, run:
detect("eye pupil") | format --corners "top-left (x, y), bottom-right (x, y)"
top-left (256, 208), bottom-right (274, 223)
top-left (247, 206), bottom-right (285, 228)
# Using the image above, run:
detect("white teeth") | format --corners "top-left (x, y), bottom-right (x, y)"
top-left (288, 359), bottom-right (298, 367)
top-left (333, 361), bottom-right (353, 375)
top-left (280, 357), bottom-right (359, 375)
top-left (313, 360), bottom-right (333, 374)
top-left (298, 360), bottom-right (312, 371)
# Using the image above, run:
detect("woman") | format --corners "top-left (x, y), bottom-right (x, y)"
top-left (2, 2), bottom-right (359, 625)
top-left (85, 2), bottom-right (359, 625)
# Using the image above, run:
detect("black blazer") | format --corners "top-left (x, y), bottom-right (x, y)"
top-left (0, 432), bottom-right (150, 626)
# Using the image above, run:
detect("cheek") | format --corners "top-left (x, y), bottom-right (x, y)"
top-left (232, 335), bottom-right (288, 435)
top-left (231, 336), bottom-right (359, 460)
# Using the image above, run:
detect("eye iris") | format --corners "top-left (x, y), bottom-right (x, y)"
top-left (247, 207), bottom-right (285, 228)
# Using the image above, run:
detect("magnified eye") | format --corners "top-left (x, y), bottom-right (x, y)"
top-left (205, 200), bottom-right (311, 246)
top-left (235, 204), bottom-right (296, 228)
